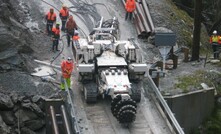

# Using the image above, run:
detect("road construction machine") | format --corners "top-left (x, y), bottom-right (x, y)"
top-left (72, 17), bottom-right (148, 124)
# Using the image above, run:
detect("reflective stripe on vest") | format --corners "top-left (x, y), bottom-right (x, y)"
top-left (211, 35), bottom-right (219, 43)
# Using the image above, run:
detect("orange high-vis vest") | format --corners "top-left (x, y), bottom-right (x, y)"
top-left (218, 36), bottom-right (221, 44)
top-left (60, 8), bottom-right (69, 17)
top-left (125, 0), bottom-right (136, 13)
top-left (73, 35), bottom-right (80, 41)
top-left (61, 61), bottom-right (74, 78)
top-left (52, 27), bottom-right (60, 35)
top-left (46, 12), bottom-right (56, 21)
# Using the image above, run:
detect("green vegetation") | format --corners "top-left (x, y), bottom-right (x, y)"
top-left (174, 70), bottom-right (217, 92)
top-left (191, 105), bottom-right (221, 134)
top-left (167, 0), bottom-right (209, 53)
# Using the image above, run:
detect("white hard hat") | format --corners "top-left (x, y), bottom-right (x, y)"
top-left (67, 57), bottom-right (72, 60)
top-left (213, 30), bottom-right (217, 34)
top-left (67, 57), bottom-right (72, 63)
top-left (74, 30), bottom-right (79, 35)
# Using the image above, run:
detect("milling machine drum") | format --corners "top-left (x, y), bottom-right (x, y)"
top-left (111, 94), bottom-right (137, 124)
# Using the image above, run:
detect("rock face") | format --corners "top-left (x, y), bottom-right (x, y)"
top-left (0, 115), bottom-right (10, 134)
top-left (0, 92), bottom-right (46, 134)
top-left (0, 93), bottom-right (14, 110)
top-left (0, 0), bottom-right (34, 72)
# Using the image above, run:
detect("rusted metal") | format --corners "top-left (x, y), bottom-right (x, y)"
top-left (134, 12), bottom-right (147, 38)
top-left (49, 106), bottom-right (59, 134)
top-left (182, 47), bottom-right (190, 62)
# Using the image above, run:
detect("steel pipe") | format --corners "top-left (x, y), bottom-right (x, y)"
top-left (134, 13), bottom-right (146, 38)
top-left (49, 106), bottom-right (59, 134)
top-left (142, 0), bottom-right (154, 31)
top-left (61, 105), bottom-right (72, 134)
top-left (136, 2), bottom-right (151, 33)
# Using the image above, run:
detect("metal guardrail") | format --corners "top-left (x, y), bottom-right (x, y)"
top-left (64, 79), bottom-right (81, 134)
top-left (145, 70), bottom-right (185, 134)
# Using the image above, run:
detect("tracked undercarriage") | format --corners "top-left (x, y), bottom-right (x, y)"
top-left (72, 17), bottom-right (147, 124)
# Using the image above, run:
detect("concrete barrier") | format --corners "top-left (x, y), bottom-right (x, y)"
top-left (164, 88), bottom-right (215, 133)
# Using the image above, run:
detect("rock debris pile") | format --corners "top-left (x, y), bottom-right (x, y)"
top-left (0, 92), bottom-right (47, 134)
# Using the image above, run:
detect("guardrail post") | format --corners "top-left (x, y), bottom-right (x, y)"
top-left (149, 69), bottom-right (160, 87)
top-left (172, 54), bottom-right (178, 69)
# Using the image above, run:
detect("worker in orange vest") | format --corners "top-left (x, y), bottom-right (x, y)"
top-left (51, 23), bottom-right (60, 52)
top-left (59, 5), bottom-right (69, 31)
top-left (61, 57), bottom-right (74, 90)
top-left (125, 0), bottom-right (136, 21)
top-left (72, 30), bottom-right (80, 48)
top-left (66, 15), bottom-right (78, 47)
top-left (210, 30), bottom-right (220, 59)
top-left (45, 8), bottom-right (56, 36)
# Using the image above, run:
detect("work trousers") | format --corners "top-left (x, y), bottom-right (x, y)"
top-left (73, 40), bottom-right (80, 49)
top-left (61, 20), bottom-right (67, 31)
top-left (212, 43), bottom-right (220, 59)
top-left (125, 12), bottom-right (133, 21)
top-left (46, 21), bottom-right (53, 36)
top-left (67, 32), bottom-right (74, 47)
top-left (52, 39), bottom-right (59, 51)
top-left (60, 76), bottom-right (71, 90)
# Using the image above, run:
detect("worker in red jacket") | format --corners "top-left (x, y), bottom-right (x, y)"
top-left (125, 0), bottom-right (136, 21)
top-left (61, 57), bottom-right (74, 90)
top-left (45, 8), bottom-right (56, 36)
top-left (51, 23), bottom-right (60, 52)
top-left (59, 5), bottom-right (69, 31)
top-left (66, 15), bottom-right (78, 47)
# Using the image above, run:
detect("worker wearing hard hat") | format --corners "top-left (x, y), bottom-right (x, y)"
top-left (210, 30), bottom-right (220, 59)
top-left (51, 22), bottom-right (60, 52)
top-left (59, 4), bottom-right (69, 31)
top-left (61, 57), bottom-right (74, 90)
top-left (125, 0), bottom-right (136, 21)
top-left (45, 8), bottom-right (56, 36)
top-left (72, 30), bottom-right (80, 48)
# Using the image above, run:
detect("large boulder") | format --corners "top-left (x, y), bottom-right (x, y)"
top-left (21, 127), bottom-right (36, 134)
top-left (24, 119), bottom-right (45, 131)
top-left (0, 111), bottom-right (15, 126)
top-left (0, 92), bottom-right (14, 110)
top-left (22, 102), bottom-right (44, 117)
top-left (0, 115), bottom-right (11, 134)
top-left (15, 109), bottom-right (38, 123)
